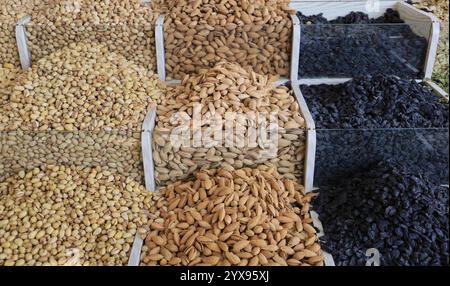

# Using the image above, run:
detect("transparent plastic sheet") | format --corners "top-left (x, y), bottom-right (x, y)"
top-left (0, 130), bottom-right (144, 184)
top-left (151, 127), bottom-right (306, 188)
top-left (163, 20), bottom-right (293, 80)
top-left (23, 22), bottom-right (157, 72)
top-left (313, 128), bottom-right (449, 187)
top-left (298, 22), bottom-right (429, 79)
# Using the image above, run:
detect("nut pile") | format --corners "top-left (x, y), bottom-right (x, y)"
top-left (0, 41), bottom-right (162, 132)
top-left (0, 0), bottom-right (51, 66)
top-left (141, 167), bottom-right (324, 266)
top-left (27, 0), bottom-right (158, 71)
top-left (0, 42), bottom-right (162, 183)
top-left (297, 9), bottom-right (428, 78)
top-left (0, 165), bottom-right (157, 266)
top-left (154, 62), bottom-right (306, 186)
top-left (0, 130), bottom-right (143, 183)
top-left (163, 0), bottom-right (293, 79)
top-left (0, 63), bottom-right (19, 105)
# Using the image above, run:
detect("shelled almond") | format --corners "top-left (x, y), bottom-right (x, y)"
top-left (153, 62), bottom-right (306, 186)
top-left (0, 165), bottom-right (158, 266)
top-left (163, 0), bottom-right (293, 80)
top-left (140, 167), bottom-right (324, 266)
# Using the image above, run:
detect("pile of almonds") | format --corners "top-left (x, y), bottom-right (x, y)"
top-left (163, 0), bottom-right (293, 79)
top-left (140, 167), bottom-right (323, 266)
top-left (154, 62), bottom-right (306, 186)
top-left (0, 0), bottom-right (51, 66)
top-left (26, 0), bottom-right (158, 71)
top-left (0, 165), bottom-right (157, 266)
top-left (0, 41), bottom-right (162, 132)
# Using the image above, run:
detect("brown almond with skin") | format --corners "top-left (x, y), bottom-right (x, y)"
top-left (225, 252), bottom-right (241, 265)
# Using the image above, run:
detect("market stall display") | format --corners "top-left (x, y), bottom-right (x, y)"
top-left (0, 0), bottom-right (448, 267)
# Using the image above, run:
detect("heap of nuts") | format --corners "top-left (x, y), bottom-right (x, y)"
top-left (0, 130), bottom-right (143, 183)
top-left (0, 165), bottom-right (158, 266)
top-left (0, 41), bottom-right (162, 132)
top-left (163, 0), bottom-right (294, 79)
top-left (0, 63), bottom-right (19, 105)
top-left (153, 62), bottom-right (306, 186)
top-left (0, 0), bottom-right (52, 66)
top-left (27, 0), bottom-right (158, 71)
top-left (140, 167), bottom-right (324, 266)
top-left (0, 41), bottom-right (162, 183)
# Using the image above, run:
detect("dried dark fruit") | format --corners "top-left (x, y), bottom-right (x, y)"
top-left (314, 160), bottom-right (449, 266)
top-left (297, 9), bottom-right (427, 78)
top-left (302, 75), bottom-right (449, 129)
top-left (313, 129), bottom-right (449, 187)
top-left (313, 160), bottom-right (449, 266)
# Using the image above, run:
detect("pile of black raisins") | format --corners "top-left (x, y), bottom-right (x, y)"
top-left (314, 160), bottom-right (449, 266)
top-left (297, 9), bottom-right (428, 78)
top-left (301, 74), bottom-right (449, 129)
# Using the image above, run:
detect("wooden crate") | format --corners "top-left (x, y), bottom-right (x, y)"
top-left (289, 0), bottom-right (440, 83)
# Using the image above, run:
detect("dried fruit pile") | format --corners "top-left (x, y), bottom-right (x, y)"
top-left (163, 0), bottom-right (293, 79)
top-left (314, 160), bottom-right (449, 266)
top-left (0, 42), bottom-right (162, 183)
top-left (301, 75), bottom-right (449, 129)
top-left (297, 9), bottom-right (428, 78)
top-left (141, 167), bottom-right (324, 266)
top-left (154, 62), bottom-right (306, 186)
top-left (0, 165), bottom-right (158, 266)
top-left (0, 0), bottom-right (51, 66)
top-left (27, 0), bottom-right (158, 71)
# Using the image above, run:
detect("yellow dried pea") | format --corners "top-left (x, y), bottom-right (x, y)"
top-left (0, 165), bottom-right (159, 266)
top-left (141, 166), bottom-right (324, 266)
